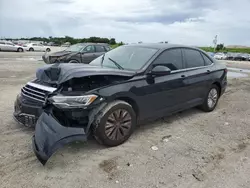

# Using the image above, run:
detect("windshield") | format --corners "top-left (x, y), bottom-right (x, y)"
top-left (90, 46), bottom-right (158, 70)
top-left (65, 43), bottom-right (87, 52)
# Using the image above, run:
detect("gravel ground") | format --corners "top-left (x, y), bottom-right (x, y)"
top-left (1, 52), bottom-right (250, 188)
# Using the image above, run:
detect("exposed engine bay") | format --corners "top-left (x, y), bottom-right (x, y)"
top-left (61, 75), bottom-right (129, 93)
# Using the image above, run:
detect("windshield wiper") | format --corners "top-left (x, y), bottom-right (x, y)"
top-left (101, 53), bottom-right (105, 66)
top-left (108, 57), bottom-right (124, 70)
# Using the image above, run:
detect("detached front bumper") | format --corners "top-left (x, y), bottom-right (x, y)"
top-left (13, 94), bottom-right (43, 127)
top-left (32, 111), bottom-right (87, 165)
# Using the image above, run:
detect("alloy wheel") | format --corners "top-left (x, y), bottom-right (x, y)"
top-left (207, 88), bottom-right (218, 109)
top-left (104, 109), bottom-right (132, 140)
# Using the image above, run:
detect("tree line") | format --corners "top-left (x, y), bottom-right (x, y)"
top-left (4, 36), bottom-right (122, 45)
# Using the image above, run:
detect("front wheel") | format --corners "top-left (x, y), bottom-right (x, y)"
top-left (46, 48), bottom-right (51, 52)
top-left (200, 85), bottom-right (219, 112)
top-left (29, 48), bottom-right (34, 51)
top-left (17, 48), bottom-right (23, 52)
top-left (93, 101), bottom-right (136, 147)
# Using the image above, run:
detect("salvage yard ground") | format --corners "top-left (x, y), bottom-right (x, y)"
top-left (1, 52), bottom-right (250, 188)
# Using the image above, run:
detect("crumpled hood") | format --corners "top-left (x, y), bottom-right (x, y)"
top-left (36, 63), bottom-right (135, 85)
top-left (42, 51), bottom-right (76, 64)
top-left (48, 50), bottom-right (73, 57)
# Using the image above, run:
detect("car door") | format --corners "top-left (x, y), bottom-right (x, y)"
top-left (37, 44), bottom-right (44, 51)
top-left (81, 45), bottom-right (96, 64)
top-left (32, 44), bottom-right (38, 51)
top-left (0, 42), bottom-right (7, 51)
top-left (182, 48), bottom-right (213, 106)
top-left (137, 48), bottom-right (190, 120)
top-left (8, 43), bottom-right (17, 51)
top-left (4, 42), bottom-right (11, 51)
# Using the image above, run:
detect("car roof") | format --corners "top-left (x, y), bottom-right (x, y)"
top-left (125, 43), bottom-right (202, 51)
top-left (77, 43), bottom-right (109, 46)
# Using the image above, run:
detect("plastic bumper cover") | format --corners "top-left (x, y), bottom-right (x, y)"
top-left (32, 112), bottom-right (87, 165)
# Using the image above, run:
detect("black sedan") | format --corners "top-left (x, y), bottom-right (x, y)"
top-left (14, 44), bottom-right (227, 164)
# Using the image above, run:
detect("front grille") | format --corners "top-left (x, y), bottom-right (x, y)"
top-left (21, 82), bottom-right (57, 103)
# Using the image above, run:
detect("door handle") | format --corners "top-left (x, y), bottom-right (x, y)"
top-left (181, 75), bottom-right (186, 78)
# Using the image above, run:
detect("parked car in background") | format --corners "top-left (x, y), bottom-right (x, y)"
top-left (61, 42), bottom-right (71, 47)
top-left (47, 42), bottom-right (60, 46)
top-left (225, 53), bottom-right (236, 60)
top-left (25, 43), bottom-right (51, 52)
top-left (0, 41), bottom-right (25, 52)
top-left (42, 43), bottom-right (111, 64)
top-left (207, 52), bottom-right (215, 57)
top-left (239, 53), bottom-right (250, 61)
top-left (13, 43), bottom-right (227, 164)
top-left (214, 53), bottom-right (227, 60)
top-left (232, 53), bottom-right (247, 61)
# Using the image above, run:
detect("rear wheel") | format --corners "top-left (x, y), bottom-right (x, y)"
top-left (46, 48), bottom-right (51, 52)
top-left (17, 48), bottom-right (23, 52)
top-left (29, 48), bottom-right (34, 51)
top-left (93, 101), bottom-right (136, 146)
top-left (200, 85), bottom-right (219, 112)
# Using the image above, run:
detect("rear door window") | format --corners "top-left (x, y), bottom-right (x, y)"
top-left (95, 45), bottom-right (106, 52)
top-left (84, 45), bottom-right (95, 53)
top-left (183, 49), bottom-right (205, 68)
top-left (153, 48), bottom-right (183, 70)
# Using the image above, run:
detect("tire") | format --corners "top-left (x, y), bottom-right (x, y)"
top-left (17, 48), bottom-right (23, 52)
top-left (200, 85), bottom-right (220, 112)
top-left (68, 60), bottom-right (80, 63)
top-left (46, 48), bottom-right (51, 52)
top-left (93, 100), bottom-right (136, 147)
top-left (29, 48), bottom-right (34, 51)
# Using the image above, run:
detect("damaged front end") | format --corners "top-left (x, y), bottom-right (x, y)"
top-left (33, 102), bottom-right (107, 165)
top-left (31, 63), bottom-right (134, 164)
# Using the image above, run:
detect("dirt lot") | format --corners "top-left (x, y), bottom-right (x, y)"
top-left (1, 52), bottom-right (250, 188)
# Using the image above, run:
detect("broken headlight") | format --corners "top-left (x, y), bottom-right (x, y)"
top-left (49, 94), bottom-right (98, 108)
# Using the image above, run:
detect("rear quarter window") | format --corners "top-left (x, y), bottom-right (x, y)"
top-left (202, 53), bottom-right (214, 66)
top-left (105, 46), bottom-right (111, 51)
top-left (183, 49), bottom-right (205, 68)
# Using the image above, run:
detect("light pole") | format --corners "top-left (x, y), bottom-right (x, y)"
top-left (213, 35), bottom-right (217, 52)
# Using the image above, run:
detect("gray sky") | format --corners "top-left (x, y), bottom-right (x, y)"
top-left (0, 0), bottom-right (249, 46)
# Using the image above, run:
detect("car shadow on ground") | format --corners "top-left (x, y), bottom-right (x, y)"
top-left (134, 107), bottom-right (203, 134)
top-left (46, 107), bottom-right (204, 166)
top-left (6, 107), bottom-right (204, 167)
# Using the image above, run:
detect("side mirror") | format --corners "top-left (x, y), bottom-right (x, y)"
top-left (148, 65), bottom-right (171, 76)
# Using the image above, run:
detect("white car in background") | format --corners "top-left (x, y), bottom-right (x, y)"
top-left (25, 43), bottom-right (51, 52)
top-left (0, 41), bottom-right (25, 52)
top-left (214, 53), bottom-right (227, 60)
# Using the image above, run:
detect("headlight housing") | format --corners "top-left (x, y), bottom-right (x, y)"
top-left (49, 94), bottom-right (98, 109)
